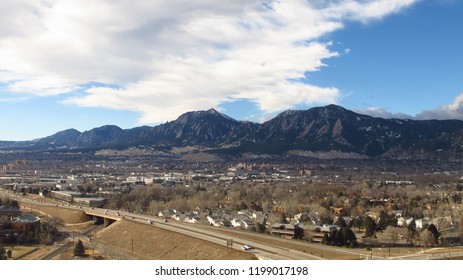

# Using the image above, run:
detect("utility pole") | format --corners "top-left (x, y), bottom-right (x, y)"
top-left (449, 241), bottom-right (453, 259)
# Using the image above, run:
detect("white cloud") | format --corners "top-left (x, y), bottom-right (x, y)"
top-left (354, 107), bottom-right (414, 119)
top-left (0, 0), bottom-right (419, 124)
top-left (355, 93), bottom-right (463, 121)
top-left (416, 94), bottom-right (463, 120)
top-left (324, 0), bottom-right (418, 23)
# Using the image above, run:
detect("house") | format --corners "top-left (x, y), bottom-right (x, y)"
top-left (1, 212), bottom-right (40, 242)
top-left (393, 210), bottom-right (404, 218)
top-left (241, 220), bottom-right (256, 230)
top-left (207, 215), bottom-right (222, 227)
top-left (310, 225), bottom-right (339, 243)
top-left (158, 210), bottom-right (177, 218)
top-left (237, 210), bottom-right (252, 218)
top-left (415, 218), bottom-right (430, 229)
top-left (376, 226), bottom-right (409, 244)
top-left (440, 231), bottom-right (461, 245)
top-left (397, 217), bottom-right (406, 227)
top-left (184, 215), bottom-right (200, 224)
top-left (331, 207), bottom-right (344, 215)
top-left (171, 214), bottom-right (181, 221)
top-left (184, 212), bottom-right (200, 224)
top-left (220, 220), bottom-right (233, 228)
top-left (270, 223), bottom-right (304, 239)
top-left (231, 218), bottom-right (244, 228)
top-left (430, 216), bottom-right (453, 229)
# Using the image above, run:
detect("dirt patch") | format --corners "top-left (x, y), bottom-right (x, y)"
top-left (96, 220), bottom-right (257, 260)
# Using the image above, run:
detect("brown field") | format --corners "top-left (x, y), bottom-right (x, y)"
top-left (2, 245), bottom-right (39, 260)
top-left (19, 201), bottom-right (91, 224)
top-left (14, 193), bottom-right (90, 224)
top-left (96, 220), bottom-right (258, 260)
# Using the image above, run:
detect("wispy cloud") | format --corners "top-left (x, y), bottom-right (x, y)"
top-left (0, 0), bottom-right (419, 124)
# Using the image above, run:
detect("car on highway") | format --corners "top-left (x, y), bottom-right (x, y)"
top-left (241, 245), bottom-right (252, 251)
top-left (147, 220), bottom-right (153, 224)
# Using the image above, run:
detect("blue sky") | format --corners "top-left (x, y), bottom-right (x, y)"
top-left (0, 0), bottom-right (462, 140)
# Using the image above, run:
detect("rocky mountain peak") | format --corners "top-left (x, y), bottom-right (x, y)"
top-left (1, 105), bottom-right (463, 157)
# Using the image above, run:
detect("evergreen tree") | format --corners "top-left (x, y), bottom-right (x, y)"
top-left (256, 218), bottom-right (267, 233)
top-left (363, 216), bottom-right (377, 237)
top-left (407, 219), bottom-right (416, 237)
top-left (320, 216), bottom-right (334, 225)
top-left (352, 216), bottom-right (364, 231)
top-left (280, 213), bottom-right (288, 223)
top-left (336, 217), bottom-right (347, 228)
top-left (321, 233), bottom-right (330, 245)
top-left (0, 245), bottom-right (6, 260)
top-left (74, 240), bottom-right (85, 257)
top-left (427, 224), bottom-right (440, 245)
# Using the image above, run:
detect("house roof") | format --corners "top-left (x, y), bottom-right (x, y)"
top-left (314, 225), bottom-right (339, 233)
top-left (13, 215), bottom-right (40, 223)
top-left (271, 223), bottom-right (301, 230)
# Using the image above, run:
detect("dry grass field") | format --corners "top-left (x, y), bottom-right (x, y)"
top-left (96, 220), bottom-right (258, 260)
top-left (19, 201), bottom-right (91, 224)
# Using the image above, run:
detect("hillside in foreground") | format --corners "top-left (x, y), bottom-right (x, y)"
top-left (96, 220), bottom-right (257, 260)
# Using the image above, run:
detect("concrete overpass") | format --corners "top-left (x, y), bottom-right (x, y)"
top-left (84, 210), bottom-right (122, 227)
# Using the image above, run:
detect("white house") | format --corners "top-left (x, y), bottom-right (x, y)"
top-left (231, 218), bottom-right (243, 228)
top-left (397, 217), bottom-right (406, 227)
top-left (415, 218), bottom-right (430, 229)
top-left (158, 209), bottom-right (177, 217)
top-left (241, 220), bottom-right (256, 230)
top-left (184, 215), bottom-right (200, 224)
top-left (397, 217), bottom-right (414, 227)
top-left (393, 210), bottom-right (403, 218)
top-left (207, 215), bottom-right (222, 227)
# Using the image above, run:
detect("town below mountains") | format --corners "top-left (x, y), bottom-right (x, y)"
top-left (1, 104), bottom-right (463, 160)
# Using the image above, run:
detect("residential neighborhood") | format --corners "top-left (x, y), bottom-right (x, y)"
top-left (1, 153), bottom-right (463, 261)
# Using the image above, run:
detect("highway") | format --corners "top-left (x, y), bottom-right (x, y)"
top-left (1, 190), bottom-right (325, 260)
top-left (85, 208), bottom-right (323, 260)
top-left (5, 189), bottom-right (462, 260)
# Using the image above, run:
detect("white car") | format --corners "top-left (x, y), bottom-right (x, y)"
top-left (241, 245), bottom-right (252, 251)
top-left (147, 220), bottom-right (153, 224)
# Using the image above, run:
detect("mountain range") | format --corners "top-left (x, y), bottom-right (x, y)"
top-left (1, 104), bottom-right (463, 157)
